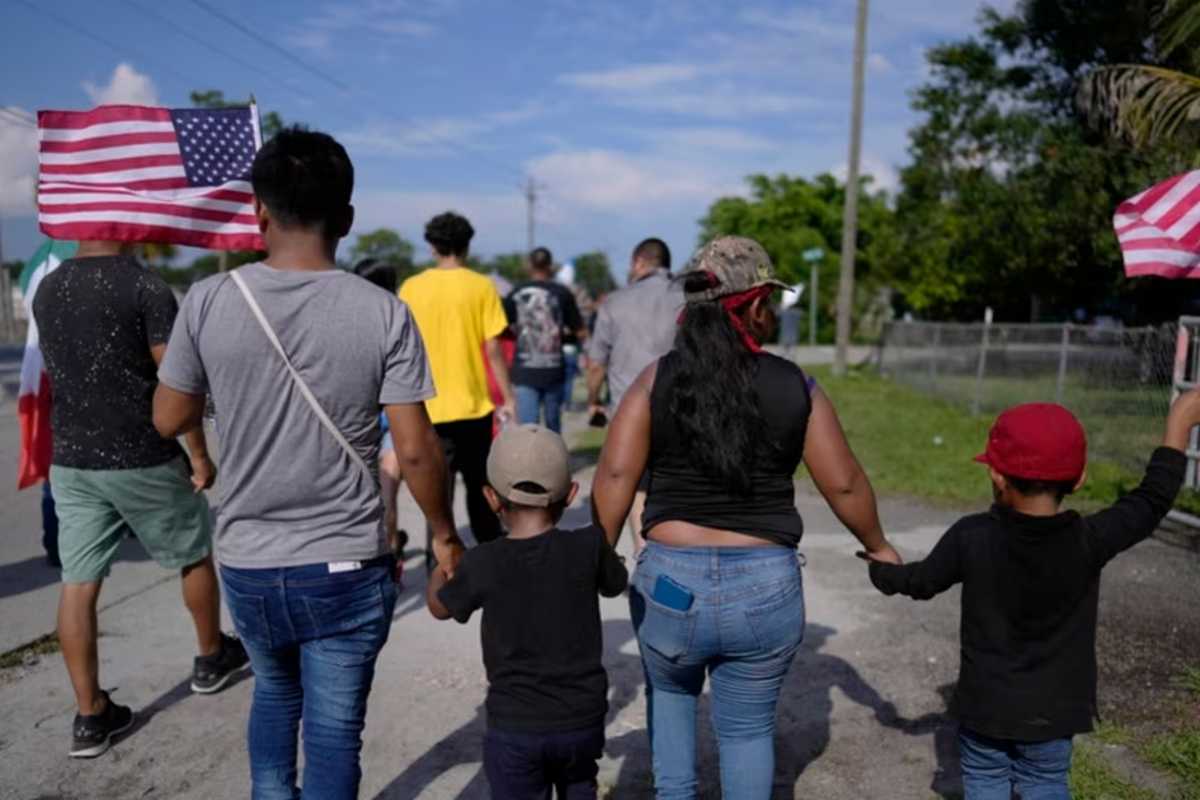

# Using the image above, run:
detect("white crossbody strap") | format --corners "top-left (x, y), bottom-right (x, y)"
top-left (229, 270), bottom-right (373, 481)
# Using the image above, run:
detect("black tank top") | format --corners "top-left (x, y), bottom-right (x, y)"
top-left (642, 351), bottom-right (812, 548)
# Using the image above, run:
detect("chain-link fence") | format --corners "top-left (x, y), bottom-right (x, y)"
top-left (878, 320), bottom-right (1178, 475)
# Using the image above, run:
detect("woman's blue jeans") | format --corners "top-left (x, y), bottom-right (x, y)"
top-left (630, 542), bottom-right (805, 800)
top-left (220, 559), bottom-right (397, 800)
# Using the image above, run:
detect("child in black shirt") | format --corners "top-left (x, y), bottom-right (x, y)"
top-left (862, 393), bottom-right (1200, 799)
top-left (427, 424), bottom-right (628, 799)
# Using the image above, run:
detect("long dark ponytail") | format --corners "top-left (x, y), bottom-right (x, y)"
top-left (666, 273), bottom-right (770, 496)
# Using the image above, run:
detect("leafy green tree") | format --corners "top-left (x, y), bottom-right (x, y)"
top-left (572, 251), bottom-right (617, 298)
top-left (480, 252), bottom-right (528, 285)
top-left (190, 90), bottom-right (285, 139)
top-left (698, 173), bottom-right (897, 340)
top-left (349, 228), bottom-right (417, 281)
top-left (1080, 0), bottom-right (1200, 149)
top-left (889, 0), bottom-right (1195, 322)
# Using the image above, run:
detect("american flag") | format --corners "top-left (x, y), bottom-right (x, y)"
top-left (37, 104), bottom-right (264, 250)
top-left (1115, 169), bottom-right (1200, 279)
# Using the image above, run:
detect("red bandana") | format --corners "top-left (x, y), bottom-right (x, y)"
top-left (678, 275), bottom-right (773, 353)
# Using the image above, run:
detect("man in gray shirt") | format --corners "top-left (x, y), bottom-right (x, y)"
top-left (154, 128), bottom-right (457, 800)
top-left (586, 238), bottom-right (682, 548)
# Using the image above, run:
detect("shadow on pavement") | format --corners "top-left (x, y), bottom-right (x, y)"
top-left (371, 620), bottom-right (643, 800)
top-left (0, 536), bottom-right (150, 601)
top-left (120, 666), bottom-right (254, 743)
top-left (773, 625), bottom-right (961, 798)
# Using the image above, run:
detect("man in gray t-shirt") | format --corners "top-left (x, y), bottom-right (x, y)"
top-left (586, 238), bottom-right (682, 547)
top-left (153, 128), bottom-right (457, 799)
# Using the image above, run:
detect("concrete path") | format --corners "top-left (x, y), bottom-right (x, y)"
top-left (1, 405), bottom-right (1197, 799)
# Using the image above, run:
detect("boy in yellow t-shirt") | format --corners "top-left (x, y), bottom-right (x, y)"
top-left (400, 212), bottom-right (516, 558)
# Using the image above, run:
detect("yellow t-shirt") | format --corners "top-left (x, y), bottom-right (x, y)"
top-left (399, 267), bottom-right (509, 425)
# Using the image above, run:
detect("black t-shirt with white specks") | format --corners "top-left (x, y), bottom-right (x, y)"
top-left (33, 256), bottom-right (184, 470)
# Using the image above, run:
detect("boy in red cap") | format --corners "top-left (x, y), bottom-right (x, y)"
top-left (862, 393), bottom-right (1200, 799)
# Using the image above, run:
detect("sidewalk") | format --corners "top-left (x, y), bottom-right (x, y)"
top-left (2, 410), bottom-right (1197, 798)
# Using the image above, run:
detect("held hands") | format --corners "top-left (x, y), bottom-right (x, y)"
top-left (431, 532), bottom-right (466, 578)
top-left (189, 453), bottom-right (217, 493)
top-left (855, 541), bottom-right (903, 566)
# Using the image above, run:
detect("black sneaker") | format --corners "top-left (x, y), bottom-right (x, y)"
top-left (191, 633), bottom-right (250, 694)
top-left (69, 692), bottom-right (134, 758)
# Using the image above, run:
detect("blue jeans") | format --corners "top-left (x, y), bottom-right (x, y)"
top-left (220, 558), bottom-right (398, 800)
top-left (515, 383), bottom-right (566, 433)
top-left (959, 728), bottom-right (1073, 800)
top-left (630, 543), bottom-right (805, 800)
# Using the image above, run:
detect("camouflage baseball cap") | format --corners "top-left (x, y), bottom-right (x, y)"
top-left (681, 236), bottom-right (789, 303)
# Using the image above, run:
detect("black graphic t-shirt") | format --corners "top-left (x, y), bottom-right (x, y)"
top-left (504, 280), bottom-right (583, 388)
top-left (33, 256), bottom-right (184, 470)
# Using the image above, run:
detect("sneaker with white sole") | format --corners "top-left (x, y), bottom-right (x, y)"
top-left (69, 692), bottom-right (134, 758)
top-left (191, 633), bottom-right (250, 694)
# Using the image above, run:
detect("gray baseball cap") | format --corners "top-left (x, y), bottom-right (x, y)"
top-left (486, 424), bottom-right (572, 507)
top-left (681, 236), bottom-right (789, 303)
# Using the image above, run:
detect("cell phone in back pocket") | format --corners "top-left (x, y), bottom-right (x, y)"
top-left (653, 575), bottom-right (695, 611)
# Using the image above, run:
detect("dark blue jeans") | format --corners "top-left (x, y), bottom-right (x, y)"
top-left (220, 558), bottom-right (397, 800)
top-left (959, 728), bottom-right (1073, 800)
top-left (631, 543), bottom-right (805, 799)
top-left (484, 724), bottom-right (605, 800)
top-left (515, 383), bottom-right (566, 433)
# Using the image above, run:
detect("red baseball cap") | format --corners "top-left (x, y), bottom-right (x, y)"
top-left (974, 403), bottom-right (1087, 482)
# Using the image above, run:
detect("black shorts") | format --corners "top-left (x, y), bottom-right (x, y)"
top-left (637, 470), bottom-right (651, 493)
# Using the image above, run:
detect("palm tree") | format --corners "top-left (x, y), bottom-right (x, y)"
top-left (1080, 0), bottom-right (1200, 148)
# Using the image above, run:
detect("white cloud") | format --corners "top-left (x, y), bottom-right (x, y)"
top-left (349, 188), bottom-right (525, 259)
top-left (338, 102), bottom-right (544, 157)
top-left (614, 87), bottom-right (816, 119)
top-left (0, 108), bottom-right (38, 215)
top-left (559, 63), bottom-right (702, 91)
top-left (833, 155), bottom-right (900, 194)
top-left (739, 7), bottom-right (852, 42)
top-left (868, 52), bottom-right (894, 74)
top-left (643, 127), bottom-right (776, 152)
top-left (287, 0), bottom-right (441, 55)
top-left (527, 149), bottom-right (741, 213)
top-left (82, 63), bottom-right (158, 106)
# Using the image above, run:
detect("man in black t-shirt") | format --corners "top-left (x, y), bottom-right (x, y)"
top-left (427, 424), bottom-right (627, 799)
top-left (33, 242), bottom-right (247, 759)
top-left (504, 247), bottom-right (586, 433)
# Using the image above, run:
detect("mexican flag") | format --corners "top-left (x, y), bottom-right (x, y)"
top-left (16, 239), bottom-right (76, 490)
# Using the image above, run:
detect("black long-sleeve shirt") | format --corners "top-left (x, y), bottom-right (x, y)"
top-left (438, 525), bottom-right (628, 732)
top-left (870, 447), bottom-right (1186, 742)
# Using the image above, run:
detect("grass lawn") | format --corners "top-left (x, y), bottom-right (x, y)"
top-left (808, 366), bottom-right (1200, 514)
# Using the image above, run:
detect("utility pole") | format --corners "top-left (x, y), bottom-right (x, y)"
top-left (523, 177), bottom-right (538, 254)
top-left (833, 0), bottom-right (869, 376)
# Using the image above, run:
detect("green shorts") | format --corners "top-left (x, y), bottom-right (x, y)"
top-left (51, 457), bottom-right (213, 584)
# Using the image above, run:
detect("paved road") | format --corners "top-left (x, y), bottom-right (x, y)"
top-left (1, 403), bottom-right (1197, 798)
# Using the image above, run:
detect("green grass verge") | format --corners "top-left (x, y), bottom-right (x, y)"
top-left (807, 366), bottom-right (1200, 513)
top-left (1143, 731), bottom-right (1200, 799)
top-left (0, 633), bottom-right (61, 670)
top-left (1070, 744), bottom-right (1159, 800)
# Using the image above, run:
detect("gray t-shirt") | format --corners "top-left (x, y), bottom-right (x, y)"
top-left (587, 269), bottom-right (683, 411)
top-left (159, 263), bottom-right (434, 568)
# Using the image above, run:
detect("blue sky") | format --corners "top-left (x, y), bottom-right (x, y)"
top-left (1, 0), bottom-right (1014, 277)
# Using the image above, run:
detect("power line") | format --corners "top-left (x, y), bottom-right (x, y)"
top-left (185, 1), bottom-right (526, 181)
top-left (121, 0), bottom-right (310, 103)
top-left (186, 0), bottom-right (352, 93)
top-left (12, 0), bottom-right (200, 88)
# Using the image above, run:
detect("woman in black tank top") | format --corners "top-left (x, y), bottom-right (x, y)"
top-left (591, 236), bottom-right (901, 799)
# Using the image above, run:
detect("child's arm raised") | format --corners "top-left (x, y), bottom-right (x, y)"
top-left (1083, 387), bottom-right (1200, 568)
top-left (859, 521), bottom-right (967, 600)
top-left (427, 556), bottom-right (483, 623)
